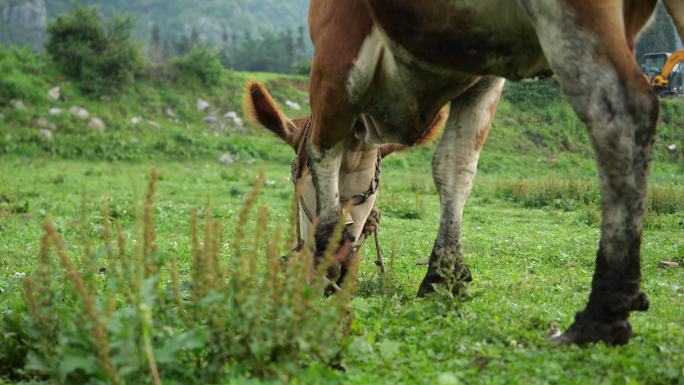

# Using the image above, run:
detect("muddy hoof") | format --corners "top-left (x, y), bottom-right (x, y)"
top-left (417, 265), bottom-right (472, 297)
top-left (549, 318), bottom-right (633, 346)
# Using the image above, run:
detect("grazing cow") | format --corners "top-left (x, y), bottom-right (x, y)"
top-left (302, 0), bottom-right (684, 345)
top-left (245, 82), bottom-right (447, 281)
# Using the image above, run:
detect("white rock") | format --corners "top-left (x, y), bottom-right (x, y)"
top-left (203, 115), bottom-right (218, 124)
top-left (218, 153), bottom-right (236, 165)
top-left (225, 111), bottom-right (238, 119)
top-left (10, 99), bottom-right (26, 110)
top-left (667, 144), bottom-right (677, 151)
top-left (39, 129), bottom-right (53, 141)
top-left (197, 99), bottom-right (210, 111)
top-left (88, 117), bottom-right (107, 132)
top-left (285, 100), bottom-right (302, 110)
top-left (147, 120), bottom-right (161, 129)
top-left (48, 86), bottom-right (60, 100)
top-left (265, 179), bottom-right (276, 186)
top-left (164, 108), bottom-right (176, 118)
top-left (49, 107), bottom-right (63, 116)
top-left (246, 158), bottom-right (256, 165)
top-left (131, 116), bottom-right (143, 125)
top-left (69, 106), bottom-right (90, 119)
top-left (36, 117), bottom-right (56, 130)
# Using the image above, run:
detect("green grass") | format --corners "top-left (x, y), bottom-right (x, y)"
top-left (1, 153), bottom-right (683, 384)
top-left (2, 47), bottom-right (684, 384)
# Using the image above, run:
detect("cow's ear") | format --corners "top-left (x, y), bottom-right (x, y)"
top-left (379, 144), bottom-right (407, 158)
top-left (245, 82), bottom-right (299, 150)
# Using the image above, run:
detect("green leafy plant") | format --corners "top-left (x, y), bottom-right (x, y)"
top-left (1, 171), bottom-right (357, 384)
top-left (45, 5), bottom-right (145, 95)
top-left (170, 47), bottom-right (224, 87)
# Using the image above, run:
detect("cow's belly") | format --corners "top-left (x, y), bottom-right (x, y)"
top-left (346, 0), bottom-right (548, 146)
top-left (363, 0), bottom-right (549, 79)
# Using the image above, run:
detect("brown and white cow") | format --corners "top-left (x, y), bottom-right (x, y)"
top-left (245, 82), bottom-right (447, 280)
top-left (299, 0), bottom-right (684, 345)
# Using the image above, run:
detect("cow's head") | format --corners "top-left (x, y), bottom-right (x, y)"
top-left (244, 81), bottom-right (446, 254)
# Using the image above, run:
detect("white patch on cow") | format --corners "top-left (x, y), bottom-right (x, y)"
top-left (346, 26), bottom-right (398, 106)
top-left (308, 142), bottom-right (344, 222)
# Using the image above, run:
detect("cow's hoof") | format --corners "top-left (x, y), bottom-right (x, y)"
top-left (417, 265), bottom-right (472, 297)
top-left (549, 318), bottom-right (632, 346)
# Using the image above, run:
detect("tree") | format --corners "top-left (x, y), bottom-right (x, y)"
top-left (46, 5), bottom-right (144, 95)
top-left (636, 3), bottom-right (677, 62)
top-left (148, 23), bottom-right (163, 63)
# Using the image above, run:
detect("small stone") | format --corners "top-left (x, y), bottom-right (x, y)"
top-left (49, 107), bottom-right (63, 116)
top-left (131, 116), bottom-right (143, 125)
top-left (285, 100), bottom-right (302, 110)
top-left (667, 144), bottom-right (677, 151)
top-left (88, 117), bottom-right (107, 132)
top-left (197, 99), bottom-right (210, 111)
top-left (415, 259), bottom-right (429, 266)
top-left (658, 261), bottom-right (680, 269)
top-left (69, 106), bottom-right (90, 119)
top-left (265, 179), bottom-right (276, 186)
top-left (147, 120), bottom-right (160, 129)
top-left (218, 153), bottom-right (236, 165)
top-left (39, 129), bottom-right (53, 141)
top-left (36, 117), bottom-right (55, 130)
top-left (437, 372), bottom-right (460, 385)
top-left (203, 115), bottom-right (218, 124)
top-left (245, 158), bottom-right (256, 165)
top-left (48, 86), bottom-right (60, 100)
top-left (164, 108), bottom-right (176, 118)
top-left (10, 99), bottom-right (26, 110)
top-left (225, 111), bottom-right (238, 119)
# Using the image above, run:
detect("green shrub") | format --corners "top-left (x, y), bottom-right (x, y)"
top-left (0, 46), bottom-right (49, 105)
top-left (45, 5), bottom-right (144, 95)
top-left (0, 171), bottom-right (355, 384)
top-left (292, 59), bottom-right (312, 76)
top-left (171, 48), bottom-right (223, 87)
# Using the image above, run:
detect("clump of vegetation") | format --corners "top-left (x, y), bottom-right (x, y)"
top-left (0, 46), bottom-right (50, 105)
top-left (492, 178), bottom-right (684, 215)
top-left (169, 47), bottom-right (224, 87)
top-left (45, 5), bottom-right (144, 95)
top-left (0, 171), bottom-right (356, 384)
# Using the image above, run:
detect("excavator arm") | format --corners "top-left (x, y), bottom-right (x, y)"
top-left (658, 50), bottom-right (684, 80)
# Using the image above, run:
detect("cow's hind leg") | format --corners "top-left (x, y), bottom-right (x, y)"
top-left (418, 76), bottom-right (504, 297)
top-left (523, 1), bottom-right (658, 345)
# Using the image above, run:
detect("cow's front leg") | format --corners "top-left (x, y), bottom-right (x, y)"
top-left (418, 76), bottom-right (505, 297)
top-left (308, 139), bottom-right (350, 279)
top-left (523, 0), bottom-right (658, 345)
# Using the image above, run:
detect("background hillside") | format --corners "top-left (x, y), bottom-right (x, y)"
top-left (1, 0), bottom-right (309, 50)
top-left (2, 1), bottom-right (682, 60)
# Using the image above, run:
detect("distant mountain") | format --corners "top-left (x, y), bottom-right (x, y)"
top-left (0, 0), bottom-right (309, 49)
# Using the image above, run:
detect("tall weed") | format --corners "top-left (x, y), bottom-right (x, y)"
top-left (0, 171), bottom-right (356, 384)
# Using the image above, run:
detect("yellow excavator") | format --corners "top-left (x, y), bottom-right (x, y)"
top-left (642, 50), bottom-right (684, 97)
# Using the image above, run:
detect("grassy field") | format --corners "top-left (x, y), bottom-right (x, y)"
top-left (2, 148), bottom-right (683, 384)
top-left (2, 47), bottom-right (684, 384)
